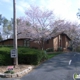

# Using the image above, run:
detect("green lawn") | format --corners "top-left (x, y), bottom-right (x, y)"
top-left (47, 52), bottom-right (62, 59)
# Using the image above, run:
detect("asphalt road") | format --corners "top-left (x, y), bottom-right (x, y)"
top-left (1, 52), bottom-right (80, 80)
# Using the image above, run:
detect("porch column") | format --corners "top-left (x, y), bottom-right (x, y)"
top-left (60, 35), bottom-right (62, 47)
top-left (58, 35), bottom-right (59, 48)
top-left (65, 36), bottom-right (66, 48)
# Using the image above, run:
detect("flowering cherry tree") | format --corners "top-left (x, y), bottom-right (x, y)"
top-left (17, 6), bottom-right (55, 50)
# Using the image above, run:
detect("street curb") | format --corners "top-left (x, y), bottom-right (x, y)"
top-left (0, 66), bottom-right (34, 78)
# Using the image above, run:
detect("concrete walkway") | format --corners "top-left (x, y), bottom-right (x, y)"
top-left (1, 52), bottom-right (80, 80)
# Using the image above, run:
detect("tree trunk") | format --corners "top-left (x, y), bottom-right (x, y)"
top-left (38, 40), bottom-right (44, 50)
top-left (41, 40), bottom-right (44, 50)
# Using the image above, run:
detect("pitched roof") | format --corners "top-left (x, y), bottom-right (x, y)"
top-left (47, 31), bottom-right (71, 40)
top-left (9, 32), bottom-right (34, 40)
top-left (0, 31), bottom-right (71, 42)
top-left (17, 32), bottom-right (32, 39)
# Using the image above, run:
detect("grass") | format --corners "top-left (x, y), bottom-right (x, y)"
top-left (47, 52), bottom-right (62, 59)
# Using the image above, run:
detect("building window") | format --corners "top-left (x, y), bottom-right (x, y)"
top-left (24, 40), bottom-right (26, 46)
top-left (24, 40), bottom-right (30, 47)
top-left (27, 40), bottom-right (30, 47)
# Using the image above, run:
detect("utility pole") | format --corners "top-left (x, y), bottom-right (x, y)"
top-left (13, 0), bottom-right (18, 67)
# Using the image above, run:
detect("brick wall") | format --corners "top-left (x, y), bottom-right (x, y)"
top-left (44, 39), bottom-right (53, 50)
top-left (30, 41), bottom-right (40, 49)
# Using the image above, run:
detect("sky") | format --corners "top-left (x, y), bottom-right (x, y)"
top-left (0, 0), bottom-right (80, 22)
top-left (0, 0), bottom-right (79, 62)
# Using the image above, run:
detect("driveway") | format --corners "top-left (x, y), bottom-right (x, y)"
top-left (1, 52), bottom-right (80, 80)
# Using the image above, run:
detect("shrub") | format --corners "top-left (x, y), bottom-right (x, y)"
top-left (4, 70), bottom-right (14, 74)
top-left (18, 48), bottom-right (48, 65)
top-left (46, 48), bottom-right (53, 52)
top-left (57, 47), bottom-right (63, 51)
top-left (67, 47), bottom-right (73, 51)
top-left (0, 47), bottom-right (13, 65)
top-left (0, 47), bottom-right (48, 65)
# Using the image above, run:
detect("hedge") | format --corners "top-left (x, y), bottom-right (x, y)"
top-left (0, 47), bottom-right (47, 65)
top-left (0, 47), bottom-right (13, 65)
top-left (18, 47), bottom-right (48, 65)
top-left (46, 48), bottom-right (54, 52)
